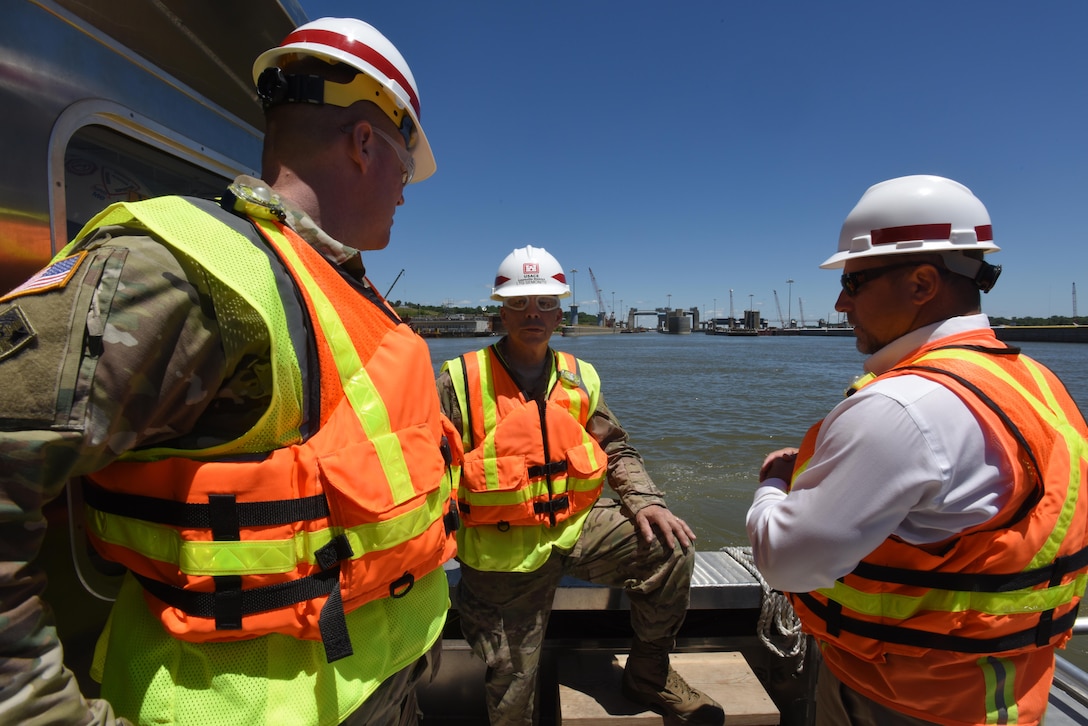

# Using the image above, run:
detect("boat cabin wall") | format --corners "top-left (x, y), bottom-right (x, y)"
top-left (1, 0), bottom-right (301, 295)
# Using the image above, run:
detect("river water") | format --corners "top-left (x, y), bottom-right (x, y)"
top-left (425, 331), bottom-right (1088, 667)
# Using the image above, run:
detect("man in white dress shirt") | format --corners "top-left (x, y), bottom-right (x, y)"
top-left (747, 175), bottom-right (1088, 726)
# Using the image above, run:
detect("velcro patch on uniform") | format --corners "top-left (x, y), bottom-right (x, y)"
top-left (0, 305), bottom-right (35, 361)
top-left (0, 251), bottom-right (88, 302)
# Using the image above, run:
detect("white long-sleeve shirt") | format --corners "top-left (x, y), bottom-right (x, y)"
top-left (746, 314), bottom-right (1011, 593)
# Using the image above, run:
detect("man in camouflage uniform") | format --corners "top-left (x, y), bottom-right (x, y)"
top-left (0, 18), bottom-right (452, 726)
top-left (436, 246), bottom-right (724, 726)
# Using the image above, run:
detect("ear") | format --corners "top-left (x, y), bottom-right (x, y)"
top-left (346, 120), bottom-right (375, 173)
top-left (907, 264), bottom-right (942, 306)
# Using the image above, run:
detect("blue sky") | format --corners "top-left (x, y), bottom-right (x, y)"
top-left (300, 1), bottom-right (1087, 321)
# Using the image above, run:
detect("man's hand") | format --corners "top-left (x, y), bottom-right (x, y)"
top-left (634, 504), bottom-right (695, 552)
top-left (759, 448), bottom-right (799, 483)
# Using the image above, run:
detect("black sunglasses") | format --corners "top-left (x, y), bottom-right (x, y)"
top-left (840, 262), bottom-right (923, 296)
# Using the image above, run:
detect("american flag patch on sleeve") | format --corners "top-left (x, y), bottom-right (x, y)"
top-left (0, 252), bottom-right (88, 302)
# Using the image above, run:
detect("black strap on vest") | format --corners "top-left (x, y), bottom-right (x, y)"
top-left (457, 354), bottom-right (477, 452)
top-left (83, 479), bottom-right (331, 528)
top-left (796, 591), bottom-right (1081, 654)
top-left (134, 534), bottom-right (356, 662)
top-left (851, 542), bottom-right (1088, 593)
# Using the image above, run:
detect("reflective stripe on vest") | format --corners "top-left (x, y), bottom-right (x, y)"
top-left (446, 346), bottom-right (606, 528)
top-left (790, 331), bottom-right (1088, 657)
top-left (69, 197), bottom-right (460, 662)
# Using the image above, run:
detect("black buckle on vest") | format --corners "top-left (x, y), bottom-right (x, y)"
top-left (533, 495), bottom-right (570, 516)
top-left (528, 461), bottom-right (567, 479)
top-left (440, 435), bottom-right (453, 467)
top-left (443, 499), bottom-right (460, 535)
top-left (315, 534), bottom-right (354, 571)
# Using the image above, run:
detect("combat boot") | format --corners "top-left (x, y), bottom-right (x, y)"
top-left (621, 638), bottom-right (725, 726)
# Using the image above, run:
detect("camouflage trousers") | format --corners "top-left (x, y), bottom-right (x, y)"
top-left (457, 499), bottom-right (696, 726)
top-left (339, 638), bottom-right (441, 726)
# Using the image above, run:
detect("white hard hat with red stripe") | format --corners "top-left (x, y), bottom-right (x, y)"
top-left (491, 246), bottom-right (572, 300)
top-left (253, 17), bottom-right (436, 182)
top-left (823, 175), bottom-right (1001, 290)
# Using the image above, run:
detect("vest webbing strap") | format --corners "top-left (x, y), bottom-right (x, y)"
top-left (851, 542), bottom-right (1088, 593)
top-left (133, 534), bottom-right (357, 662)
top-left (83, 480), bottom-right (330, 528)
top-left (797, 591), bottom-right (1080, 653)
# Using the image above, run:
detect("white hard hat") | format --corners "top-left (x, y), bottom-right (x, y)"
top-left (491, 246), bottom-right (571, 300)
top-left (253, 17), bottom-right (435, 182)
top-left (822, 175), bottom-right (1000, 269)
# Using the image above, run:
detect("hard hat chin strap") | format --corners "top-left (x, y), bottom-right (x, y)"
top-left (942, 252), bottom-right (1002, 293)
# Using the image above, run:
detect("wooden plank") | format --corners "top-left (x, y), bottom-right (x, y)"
top-left (557, 651), bottom-right (779, 725)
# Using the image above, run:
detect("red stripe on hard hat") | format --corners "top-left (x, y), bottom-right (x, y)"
top-left (871, 224), bottom-right (952, 246)
top-left (282, 28), bottom-right (421, 117)
top-left (494, 276), bottom-right (511, 286)
top-left (553, 273), bottom-right (567, 284)
top-left (975, 225), bottom-right (993, 241)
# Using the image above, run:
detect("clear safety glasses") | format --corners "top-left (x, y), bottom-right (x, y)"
top-left (371, 127), bottom-right (416, 185)
top-left (503, 296), bottom-right (561, 312)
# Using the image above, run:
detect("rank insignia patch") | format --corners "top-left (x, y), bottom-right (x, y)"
top-left (0, 252), bottom-right (87, 302)
top-left (0, 305), bottom-right (35, 361)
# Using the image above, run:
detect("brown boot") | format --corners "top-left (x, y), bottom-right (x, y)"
top-left (622, 640), bottom-right (725, 726)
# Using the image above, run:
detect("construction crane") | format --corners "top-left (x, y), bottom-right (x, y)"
top-left (772, 290), bottom-right (786, 329)
top-left (384, 268), bottom-right (405, 299)
top-left (588, 267), bottom-right (607, 326)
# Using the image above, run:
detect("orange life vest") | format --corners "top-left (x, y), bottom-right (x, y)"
top-left (78, 196), bottom-right (461, 662)
top-left (447, 345), bottom-right (607, 528)
top-left (789, 329), bottom-right (1088, 724)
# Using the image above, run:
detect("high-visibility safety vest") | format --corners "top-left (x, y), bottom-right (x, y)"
top-left (64, 195), bottom-right (461, 664)
top-left (789, 329), bottom-right (1088, 725)
top-left (442, 346), bottom-right (607, 572)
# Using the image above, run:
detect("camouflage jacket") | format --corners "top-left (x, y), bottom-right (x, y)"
top-left (0, 178), bottom-right (377, 725)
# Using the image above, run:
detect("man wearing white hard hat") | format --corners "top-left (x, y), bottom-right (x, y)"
top-left (747, 175), bottom-right (1088, 725)
top-left (436, 246), bottom-right (725, 726)
top-left (0, 17), bottom-right (458, 725)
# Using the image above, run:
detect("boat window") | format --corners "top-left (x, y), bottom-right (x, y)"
top-left (63, 124), bottom-right (230, 240)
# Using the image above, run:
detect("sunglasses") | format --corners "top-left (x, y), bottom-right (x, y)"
top-left (840, 262), bottom-right (922, 296)
top-left (503, 296), bottom-right (561, 312)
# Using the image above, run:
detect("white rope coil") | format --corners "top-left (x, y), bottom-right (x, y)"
top-left (722, 546), bottom-right (806, 672)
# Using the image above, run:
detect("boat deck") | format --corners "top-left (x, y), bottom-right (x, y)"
top-left (422, 550), bottom-right (807, 724)
top-left (422, 549), bottom-right (1088, 725)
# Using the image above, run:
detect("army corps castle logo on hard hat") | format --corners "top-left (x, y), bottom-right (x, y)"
top-left (491, 246), bottom-right (571, 300)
